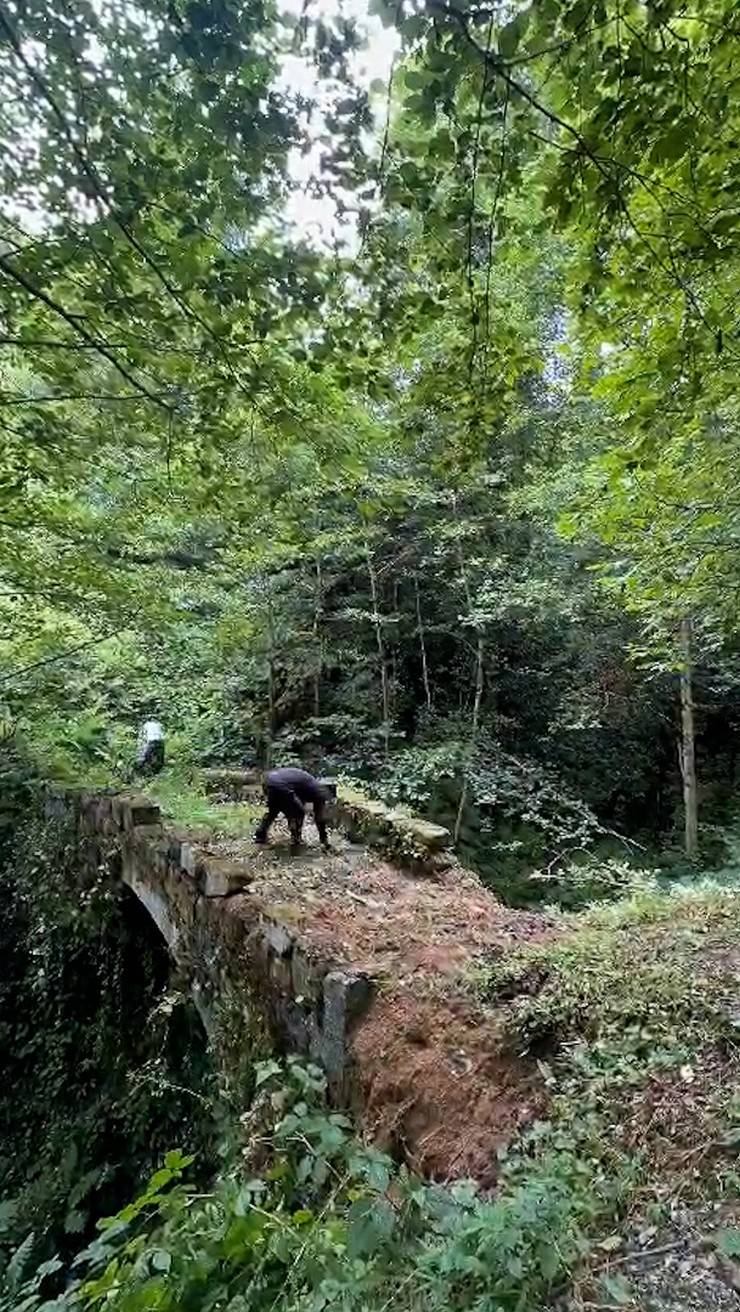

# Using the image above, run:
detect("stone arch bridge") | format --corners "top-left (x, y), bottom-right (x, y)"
top-left (46, 779), bottom-right (551, 1184)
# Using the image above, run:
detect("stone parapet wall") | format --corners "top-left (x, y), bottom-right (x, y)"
top-left (331, 785), bottom-right (452, 873)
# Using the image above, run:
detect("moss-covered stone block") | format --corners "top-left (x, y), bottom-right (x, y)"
top-left (332, 785), bottom-right (451, 872)
top-left (201, 859), bottom-right (254, 898)
top-left (201, 768), bottom-right (262, 800)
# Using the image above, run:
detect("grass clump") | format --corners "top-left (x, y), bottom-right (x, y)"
top-left (147, 769), bottom-right (262, 838)
top-left (480, 882), bottom-right (740, 1056)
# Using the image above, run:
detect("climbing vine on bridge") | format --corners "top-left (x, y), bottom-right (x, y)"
top-left (0, 808), bottom-right (218, 1263)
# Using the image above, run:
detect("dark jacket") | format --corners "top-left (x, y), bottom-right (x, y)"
top-left (265, 768), bottom-right (325, 808)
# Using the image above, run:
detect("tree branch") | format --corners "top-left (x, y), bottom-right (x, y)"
top-left (0, 251), bottom-right (174, 412)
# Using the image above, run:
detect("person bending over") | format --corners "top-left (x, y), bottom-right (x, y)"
top-left (254, 767), bottom-right (334, 852)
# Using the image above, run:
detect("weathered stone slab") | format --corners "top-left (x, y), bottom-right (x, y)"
top-left (201, 768), bottom-right (262, 799)
top-left (317, 971), bottom-right (374, 1088)
top-left (110, 794), bottom-right (161, 831)
top-left (261, 918), bottom-right (294, 958)
top-left (124, 870), bottom-right (179, 951)
top-left (269, 952), bottom-right (293, 995)
top-left (179, 841), bottom-right (198, 877)
top-left (130, 823), bottom-right (165, 845)
top-left (391, 814), bottom-right (451, 851)
top-left (123, 797), bottom-right (162, 830)
top-left (93, 798), bottom-right (113, 830)
top-left (44, 788), bottom-right (68, 821)
top-left (291, 948), bottom-right (324, 1003)
top-left (202, 859), bottom-right (254, 898)
top-left (110, 796), bottom-right (126, 829)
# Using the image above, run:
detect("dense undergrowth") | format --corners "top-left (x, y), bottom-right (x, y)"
top-left (0, 808), bottom-right (220, 1272)
top-left (0, 1054), bottom-right (639, 1312)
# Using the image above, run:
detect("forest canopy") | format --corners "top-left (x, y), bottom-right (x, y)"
top-left (3, 0), bottom-right (740, 874)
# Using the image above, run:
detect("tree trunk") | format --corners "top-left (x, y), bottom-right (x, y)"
top-left (365, 537), bottom-right (390, 762)
top-left (313, 557), bottom-right (323, 719)
top-left (454, 632), bottom-right (484, 845)
top-left (263, 571), bottom-right (277, 769)
top-left (678, 616), bottom-right (698, 860)
top-left (266, 654), bottom-right (275, 769)
top-left (391, 578), bottom-right (399, 716)
top-left (451, 492), bottom-right (486, 847)
top-left (414, 575), bottom-right (432, 712)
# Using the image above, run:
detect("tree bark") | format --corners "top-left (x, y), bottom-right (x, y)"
top-left (266, 654), bottom-right (275, 769)
top-left (414, 574), bottom-right (432, 712)
top-left (678, 615), bottom-right (698, 860)
top-left (365, 537), bottom-right (390, 762)
top-left (391, 578), bottom-right (399, 715)
top-left (263, 571), bottom-right (277, 769)
top-left (454, 633), bottom-right (484, 845)
top-left (313, 557), bottom-right (323, 719)
top-left (451, 492), bottom-right (486, 847)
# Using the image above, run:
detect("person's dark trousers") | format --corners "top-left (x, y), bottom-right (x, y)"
top-left (137, 741), bottom-right (165, 776)
top-left (313, 810), bottom-right (328, 847)
top-left (254, 785), bottom-right (305, 847)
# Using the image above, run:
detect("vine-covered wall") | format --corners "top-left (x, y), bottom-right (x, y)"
top-left (0, 805), bottom-right (219, 1263)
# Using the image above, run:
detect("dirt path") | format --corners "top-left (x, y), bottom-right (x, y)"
top-left (567, 1205), bottom-right (740, 1312)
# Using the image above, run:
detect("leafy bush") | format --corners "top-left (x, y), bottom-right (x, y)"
top-left (375, 735), bottom-right (614, 904)
top-left (0, 1058), bottom-right (628, 1312)
top-left (529, 853), bottom-right (658, 908)
top-left (0, 810), bottom-right (218, 1266)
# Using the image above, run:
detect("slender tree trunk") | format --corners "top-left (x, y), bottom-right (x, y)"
top-left (266, 655), bottom-right (275, 769)
top-left (678, 615), bottom-right (698, 860)
top-left (313, 557), bottom-right (323, 719)
top-left (454, 633), bottom-right (484, 845)
top-left (263, 572), bottom-right (277, 769)
top-left (451, 492), bottom-right (486, 846)
top-left (391, 578), bottom-right (399, 718)
top-left (414, 574), bottom-right (432, 712)
top-left (365, 537), bottom-right (390, 762)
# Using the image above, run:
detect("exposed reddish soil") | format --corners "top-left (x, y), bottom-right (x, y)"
top-left (353, 989), bottom-right (545, 1185)
top-left (211, 823), bottom-right (552, 979)
top-left (201, 820), bottom-right (557, 1180)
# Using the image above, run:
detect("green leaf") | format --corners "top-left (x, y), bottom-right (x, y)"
top-left (498, 12), bottom-right (528, 59)
top-left (346, 1198), bottom-right (395, 1259)
top-left (255, 1059), bottom-right (283, 1087)
top-left (164, 1150), bottom-right (194, 1171)
top-left (601, 1272), bottom-right (633, 1305)
top-left (718, 1230), bottom-right (740, 1258)
top-left (404, 70), bottom-right (428, 91)
top-left (653, 124), bottom-right (690, 163)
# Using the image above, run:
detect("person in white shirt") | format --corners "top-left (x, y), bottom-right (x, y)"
top-left (137, 717), bottom-right (165, 775)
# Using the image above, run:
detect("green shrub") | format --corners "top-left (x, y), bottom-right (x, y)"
top-left (0, 1059), bottom-right (635, 1312)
